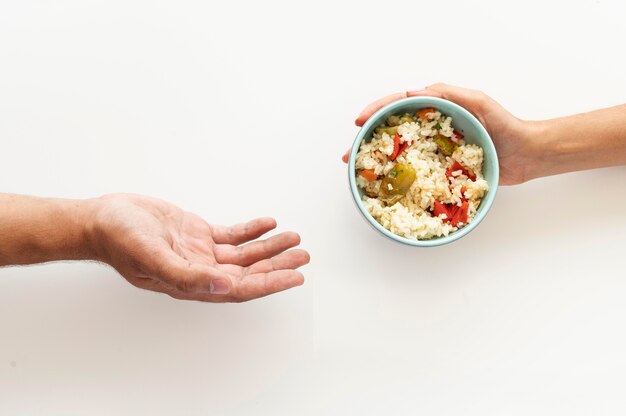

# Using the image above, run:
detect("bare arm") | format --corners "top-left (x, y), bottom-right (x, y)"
top-left (0, 194), bottom-right (96, 266)
top-left (0, 193), bottom-right (309, 302)
top-left (526, 104), bottom-right (626, 180)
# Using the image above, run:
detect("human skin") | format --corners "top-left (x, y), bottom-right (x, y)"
top-left (0, 193), bottom-right (309, 302)
top-left (343, 83), bottom-right (626, 185)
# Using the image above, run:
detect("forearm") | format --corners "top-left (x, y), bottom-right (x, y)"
top-left (0, 194), bottom-right (97, 266)
top-left (526, 104), bottom-right (626, 180)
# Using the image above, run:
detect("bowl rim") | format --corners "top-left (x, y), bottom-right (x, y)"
top-left (348, 96), bottom-right (499, 247)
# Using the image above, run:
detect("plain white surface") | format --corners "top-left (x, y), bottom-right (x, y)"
top-left (1, 1), bottom-right (626, 414)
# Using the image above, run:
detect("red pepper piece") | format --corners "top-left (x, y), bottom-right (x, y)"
top-left (433, 201), bottom-right (448, 218)
top-left (447, 204), bottom-right (460, 219)
top-left (389, 133), bottom-right (402, 161)
top-left (450, 201), bottom-right (469, 226)
top-left (417, 108), bottom-right (436, 120)
top-left (459, 201), bottom-right (469, 223)
top-left (393, 141), bottom-right (409, 160)
top-left (433, 201), bottom-right (458, 221)
top-left (433, 200), bottom-right (469, 226)
top-left (446, 161), bottom-right (476, 181)
top-left (359, 169), bottom-right (378, 182)
top-left (453, 130), bottom-right (464, 140)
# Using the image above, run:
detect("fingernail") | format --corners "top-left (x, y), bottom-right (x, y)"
top-left (210, 279), bottom-right (230, 294)
top-left (407, 89), bottom-right (426, 95)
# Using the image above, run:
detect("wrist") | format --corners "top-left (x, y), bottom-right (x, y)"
top-left (520, 120), bottom-right (551, 182)
top-left (79, 196), bottom-right (109, 263)
top-left (522, 118), bottom-right (591, 181)
top-left (496, 118), bottom-right (547, 185)
top-left (56, 197), bottom-right (102, 262)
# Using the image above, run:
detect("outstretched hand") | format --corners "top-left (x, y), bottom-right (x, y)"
top-left (90, 194), bottom-right (309, 302)
top-left (343, 83), bottom-right (533, 185)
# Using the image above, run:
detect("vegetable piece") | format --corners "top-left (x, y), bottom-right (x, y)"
top-left (432, 200), bottom-right (469, 226)
top-left (388, 114), bottom-right (416, 127)
top-left (384, 194), bottom-right (405, 205)
top-left (433, 201), bottom-right (459, 220)
top-left (399, 115), bottom-right (416, 124)
top-left (450, 129), bottom-right (464, 144)
top-left (380, 163), bottom-right (416, 203)
top-left (450, 201), bottom-right (469, 226)
top-left (433, 201), bottom-right (449, 218)
top-left (445, 161), bottom-right (476, 181)
top-left (389, 133), bottom-right (401, 160)
top-left (433, 134), bottom-right (458, 156)
top-left (394, 141), bottom-right (409, 160)
top-left (386, 115), bottom-right (402, 126)
top-left (417, 108), bottom-right (436, 120)
top-left (389, 133), bottom-right (406, 160)
top-left (359, 169), bottom-right (378, 182)
top-left (375, 126), bottom-right (399, 135)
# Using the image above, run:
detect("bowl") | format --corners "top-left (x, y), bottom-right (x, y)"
top-left (348, 96), bottom-right (499, 247)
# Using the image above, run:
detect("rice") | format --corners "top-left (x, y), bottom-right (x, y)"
top-left (355, 109), bottom-right (489, 240)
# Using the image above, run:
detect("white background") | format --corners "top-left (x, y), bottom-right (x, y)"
top-left (1, 0), bottom-right (625, 414)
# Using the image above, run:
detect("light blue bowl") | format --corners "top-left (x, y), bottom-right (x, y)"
top-left (348, 96), bottom-right (499, 247)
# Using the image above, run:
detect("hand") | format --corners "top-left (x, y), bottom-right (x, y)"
top-left (88, 193), bottom-right (309, 302)
top-left (342, 83), bottom-right (534, 185)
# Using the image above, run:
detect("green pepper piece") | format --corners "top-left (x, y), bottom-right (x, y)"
top-left (380, 163), bottom-right (417, 203)
top-left (383, 194), bottom-right (405, 205)
top-left (386, 115), bottom-right (402, 126)
top-left (399, 115), bottom-right (416, 124)
top-left (433, 134), bottom-right (457, 156)
top-left (374, 126), bottom-right (399, 135)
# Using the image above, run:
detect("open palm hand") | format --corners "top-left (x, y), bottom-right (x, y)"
top-left (90, 194), bottom-right (309, 302)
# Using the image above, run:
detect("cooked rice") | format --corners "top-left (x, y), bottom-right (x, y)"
top-left (355, 110), bottom-right (489, 240)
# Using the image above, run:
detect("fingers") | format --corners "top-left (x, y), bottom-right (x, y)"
top-left (143, 242), bottom-right (233, 295)
top-left (210, 217), bottom-right (277, 245)
top-left (406, 88), bottom-right (442, 98)
top-left (214, 231), bottom-right (302, 267)
top-left (124, 274), bottom-right (226, 302)
top-left (409, 83), bottom-right (490, 115)
top-left (354, 84), bottom-right (491, 129)
top-left (232, 269), bottom-right (305, 302)
top-left (355, 91), bottom-right (408, 127)
top-left (245, 248), bottom-right (310, 275)
top-left (351, 83), bottom-right (497, 139)
top-left (126, 267), bottom-right (306, 303)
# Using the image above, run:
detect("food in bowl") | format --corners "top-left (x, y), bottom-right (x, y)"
top-left (354, 108), bottom-right (489, 240)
